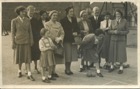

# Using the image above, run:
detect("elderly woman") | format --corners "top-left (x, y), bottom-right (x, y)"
top-left (11, 6), bottom-right (35, 81)
top-left (44, 10), bottom-right (65, 78)
top-left (108, 9), bottom-right (129, 74)
top-left (60, 6), bottom-right (80, 75)
top-left (78, 10), bottom-right (93, 72)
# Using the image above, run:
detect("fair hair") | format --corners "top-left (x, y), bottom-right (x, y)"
top-left (92, 6), bottom-right (99, 12)
top-left (27, 5), bottom-right (35, 11)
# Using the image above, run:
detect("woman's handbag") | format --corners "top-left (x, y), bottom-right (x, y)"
top-left (54, 41), bottom-right (64, 58)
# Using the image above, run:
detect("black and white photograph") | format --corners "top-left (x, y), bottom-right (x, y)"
top-left (0, 0), bottom-right (139, 88)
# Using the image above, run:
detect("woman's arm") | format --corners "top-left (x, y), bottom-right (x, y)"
top-left (117, 21), bottom-right (129, 35)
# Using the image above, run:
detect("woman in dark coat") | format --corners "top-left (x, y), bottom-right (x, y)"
top-left (60, 6), bottom-right (80, 75)
top-left (108, 9), bottom-right (129, 74)
top-left (11, 6), bottom-right (35, 81)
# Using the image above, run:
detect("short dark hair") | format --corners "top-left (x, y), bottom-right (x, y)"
top-left (15, 6), bottom-right (26, 15)
top-left (103, 11), bottom-right (111, 16)
top-left (114, 9), bottom-right (123, 17)
top-left (65, 6), bottom-right (73, 15)
top-left (39, 10), bottom-right (47, 16)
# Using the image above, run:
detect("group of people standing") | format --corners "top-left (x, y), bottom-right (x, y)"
top-left (11, 4), bottom-right (129, 83)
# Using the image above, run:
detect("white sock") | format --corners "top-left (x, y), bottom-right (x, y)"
top-left (87, 62), bottom-right (90, 66)
top-left (96, 69), bottom-right (100, 73)
top-left (80, 65), bottom-right (83, 68)
top-left (42, 76), bottom-right (46, 80)
top-left (111, 65), bottom-right (114, 69)
top-left (120, 66), bottom-right (123, 70)
top-left (18, 70), bottom-right (21, 73)
top-left (28, 71), bottom-right (31, 76)
top-left (48, 75), bottom-right (52, 78)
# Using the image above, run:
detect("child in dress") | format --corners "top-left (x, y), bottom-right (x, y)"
top-left (39, 28), bottom-right (57, 83)
top-left (80, 31), bottom-right (104, 77)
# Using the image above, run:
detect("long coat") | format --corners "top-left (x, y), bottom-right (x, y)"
top-left (44, 20), bottom-right (65, 64)
top-left (30, 18), bottom-right (45, 60)
top-left (60, 17), bottom-right (80, 62)
top-left (100, 19), bottom-right (112, 60)
top-left (88, 16), bottom-right (103, 33)
top-left (108, 18), bottom-right (129, 63)
top-left (60, 17), bottom-right (80, 43)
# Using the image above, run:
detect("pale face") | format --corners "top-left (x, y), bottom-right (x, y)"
top-left (51, 12), bottom-right (58, 21)
top-left (27, 8), bottom-right (35, 17)
top-left (67, 8), bottom-right (74, 17)
top-left (19, 9), bottom-right (27, 17)
top-left (104, 15), bottom-right (110, 20)
top-left (82, 12), bottom-right (88, 20)
top-left (41, 12), bottom-right (47, 20)
top-left (93, 8), bottom-right (99, 16)
top-left (115, 11), bottom-right (121, 19)
top-left (44, 30), bottom-right (50, 38)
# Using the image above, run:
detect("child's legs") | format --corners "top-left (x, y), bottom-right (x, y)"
top-left (41, 67), bottom-right (46, 78)
top-left (94, 62), bottom-right (101, 73)
top-left (48, 66), bottom-right (53, 76)
top-left (18, 63), bottom-right (22, 71)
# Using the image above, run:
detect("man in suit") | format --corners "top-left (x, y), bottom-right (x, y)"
top-left (89, 6), bottom-right (103, 33)
top-left (88, 6), bottom-right (103, 68)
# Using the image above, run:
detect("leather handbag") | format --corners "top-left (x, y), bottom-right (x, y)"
top-left (54, 41), bottom-right (64, 58)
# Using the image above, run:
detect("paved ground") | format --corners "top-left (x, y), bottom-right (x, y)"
top-left (1, 30), bottom-right (137, 86)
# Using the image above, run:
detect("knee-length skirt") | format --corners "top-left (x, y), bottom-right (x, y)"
top-left (64, 42), bottom-right (78, 62)
top-left (14, 44), bottom-right (31, 64)
top-left (40, 50), bottom-right (56, 68)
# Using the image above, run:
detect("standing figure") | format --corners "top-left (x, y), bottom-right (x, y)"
top-left (100, 12), bottom-right (112, 69)
top-left (27, 5), bottom-right (40, 73)
top-left (11, 6), bottom-right (35, 81)
top-left (44, 10), bottom-right (65, 77)
top-left (60, 6), bottom-right (80, 75)
top-left (108, 9), bottom-right (129, 74)
top-left (39, 28), bottom-right (57, 83)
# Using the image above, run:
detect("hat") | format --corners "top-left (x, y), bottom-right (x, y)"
top-left (49, 10), bottom-right (58, 17)
top-left (80, 10), bottom-right (86, 17)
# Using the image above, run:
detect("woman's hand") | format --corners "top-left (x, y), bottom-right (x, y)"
top-left (73, 32), bottom-right (78, 36)
top-left (55, 37), bottom-right (62, 44)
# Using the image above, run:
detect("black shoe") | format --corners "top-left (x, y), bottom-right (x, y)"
top-left (118, 70), bottom-right (123, 74)
top-left (52, 73), bottom-right (59, 77)
top-left (18, 72), bottom-right (22, 78)
top-left (27, 75), bottom-right (35, 81)
top-left (48, 77), bottom-right (56, 80)
top-left (42, 79), bottom-right (51, 83)
top-left (65, 70), bottom-right (73, 75)
top-left (69, 71), bottom-right (73, 74)
top-left (97, 73), bottom-right (104, 77)
top-left (79, 68), bottom-right (85, 72)
top-left (108, 68), bottom-right (115, 73)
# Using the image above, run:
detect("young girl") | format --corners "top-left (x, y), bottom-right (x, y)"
top-left (80, 32), bottom-right (104, 77)
top-left (39, 28), bottom-right (57, 83)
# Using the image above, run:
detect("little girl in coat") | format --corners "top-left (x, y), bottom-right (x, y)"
top-left (80, 31), bottom-right (104, 77)
top-left (39, 28), bottom-right (57, 83)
